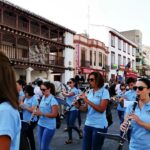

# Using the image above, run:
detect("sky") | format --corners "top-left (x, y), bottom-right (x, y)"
top-left (7, 0), bottom-right (150, 45)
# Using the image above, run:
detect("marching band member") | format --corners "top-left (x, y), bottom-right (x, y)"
top-left (121, 78), bottom-right (150, 150)
top-left (34, 81), bottom-right (58, 150)
top-left (62, 78), bottom-right (82, 144)
top-left (76, 72), bottom-right (110, 150)
top-left (0, 52), bottom-right (21, 150)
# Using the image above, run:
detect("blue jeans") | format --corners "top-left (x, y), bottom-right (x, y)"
top-left (66, 110), bottom-right (80, 140)
top-left (37, 125), bottom-right (55, 150)
top-left (82, 125), bottom-right (107, 150)
top-left (117, 110), bottom-right (124, 124)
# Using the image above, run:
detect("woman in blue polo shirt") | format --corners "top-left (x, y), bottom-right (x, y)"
top-left (0, 52), bottom-right (21, 150)
top-left (21, 85), bottom-right (38, 150)
top-left (121, 78), bottom-right (150, 150)
top-left (77, 72), bottom-right (110, 150)
top-left (62, 78), bottom-right (82, 144)
top-left (34, 81), bottom-right (58, 150)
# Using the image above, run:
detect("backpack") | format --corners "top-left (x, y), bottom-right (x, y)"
top-left (106, 101), bottom-right (113, 127)
top-left (56, 113), bottom-right (61, 129)
top-left (101, 88), bottom-right (113, 127)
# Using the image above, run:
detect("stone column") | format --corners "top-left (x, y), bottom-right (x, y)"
top-left (47, 69), bottom-right (53, 81)
top-left (26, 67), bottom-right (33, 84)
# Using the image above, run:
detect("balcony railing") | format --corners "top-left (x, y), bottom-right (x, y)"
top-left (0, 44), bottom-right (64, 67)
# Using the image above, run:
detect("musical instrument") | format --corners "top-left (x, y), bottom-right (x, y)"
top-left (29, 105), bottom-right (38, 124)
top-left (98, 95), bottom-right (139, 150)
top-left (65, 86), bottom-right (90, 112)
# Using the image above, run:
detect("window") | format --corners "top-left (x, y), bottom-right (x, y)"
top-left (132, 47), bottom-right (135, 56)
top-left (123, 42), bottom-right (126, 52)
top-left (118, 39), bottom-right (121, 50)
top-left (132, 60), bottom-right (135, 69)
top-left (118, 54), bottom-right (121, 66)
top-left (90, 50), bottom-right (92, 65)
top-left (111, 51), bottom-right (115, 68)
top-left (128, 58), bottom-right (130, 63)
top-left (111, 34), bottom-right (115, 47)
top-left (94, 51), bottom-right (96, 66)
top-left (123, 56), bottom-right (126, 66)
top-left (128, 44), bottom-right (130, 54)
top-left (99, 52), bottom-right (102, 66)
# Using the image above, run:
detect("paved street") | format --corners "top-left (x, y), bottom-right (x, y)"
top-left (35, 108), bottom-right (129, 150)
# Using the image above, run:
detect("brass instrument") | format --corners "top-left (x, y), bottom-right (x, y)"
top-left (65, 86), bottom-right (90, 111)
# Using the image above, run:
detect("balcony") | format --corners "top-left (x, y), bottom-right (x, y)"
top-left (0, 44), bottom-right (64, 67)
top-left (81, 60), bottom-right (90, 67)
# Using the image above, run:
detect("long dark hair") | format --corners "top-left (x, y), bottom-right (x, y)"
top-left (42, 81), bottom-right (56, 96)
top-left (88, 72), bottom-right (104, 88)
top-left (0, 52), bottom-right (18, 109)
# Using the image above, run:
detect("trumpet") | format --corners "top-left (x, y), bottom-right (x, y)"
top-left (65, 86), bottom-right (90, 111)
top-left (118, 95), bottom-right (139, 150)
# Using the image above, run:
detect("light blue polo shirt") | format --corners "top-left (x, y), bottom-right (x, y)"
top-left (38, 94), bottom-right (58, 129)
top-left (126, 101), bottom-right (150, 150)
top-left (124, 90), bottom-right (136, 102)
top-left (117, 91), bottom-right (125, 111)
top-left (18, 90), bottom-right (25, 101)
top-left (66, 87), bottom-right (79, 111)
top-left (0, 102), bottom-right (21, 150)
top-left (85, 87), bottom-right (110, 128)
top-left (23, 95), bottom-right (38, 122)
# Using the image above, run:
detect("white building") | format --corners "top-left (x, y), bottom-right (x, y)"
top-left (89, 26), bottom-right (137, 80)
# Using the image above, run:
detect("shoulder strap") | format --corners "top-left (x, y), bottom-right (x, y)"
top-left (0, 98), bottom-right (8, 104)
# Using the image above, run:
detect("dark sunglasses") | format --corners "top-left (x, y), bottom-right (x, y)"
top-left (133, 86), bottom-right (147, 91)
top-left (68, 81), bottom-right (73, 84)
top-left (87, 78), bottom-right (95, 82)
top-left (41, 88), bottom-right (48, 92)
top-left (121, 88), bottom-right (126, 90)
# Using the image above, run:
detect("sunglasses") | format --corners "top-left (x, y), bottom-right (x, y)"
top-left (133, 86), bottom-right (147, 91)
top-left (87, 78), bottom-right (95, 82)
top-left (68, 81), bottom-right (73, 84)
top-left (41, 88), bottom-right (48, 92)
top-left (121, 88), bottom-right (126, 90)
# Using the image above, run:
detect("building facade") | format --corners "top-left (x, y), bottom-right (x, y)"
top-left (0, 0), bottom-right (75, 83)
top-left (89, 26), bottom-right (137, 81)
top-left (74, 34), bottom-right (109, 81)
top-left (121, 30), bottom-right (143, 76)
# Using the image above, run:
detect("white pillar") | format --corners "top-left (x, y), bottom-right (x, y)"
top-left (26, 67), bottom-right (33, 84)
top-left (47, 69), bottom-right (53, 81)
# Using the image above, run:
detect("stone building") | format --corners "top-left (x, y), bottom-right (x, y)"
top-left (0, 0), bottom-right (75, 83)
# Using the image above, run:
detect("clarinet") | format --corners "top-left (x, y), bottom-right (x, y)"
top-left (29, 105), bottom-right (38, 124)
top-left (65, 86), bottom-right (90, 112)
top-left (117, 95), bottom-right (139, 150)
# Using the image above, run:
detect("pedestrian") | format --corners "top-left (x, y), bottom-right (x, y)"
top-left (120, 78), bottom-right (150, 150)
top-left (20, 85), bottom-right (38, 150)
top-left (62, 78), bottom-right (82, 144)
top-left (75, 71), bottom-right (110, 150)
top-left (0, 51), bottom-right (21, 150)
top-left (34, 81), bottom-right (59, 150)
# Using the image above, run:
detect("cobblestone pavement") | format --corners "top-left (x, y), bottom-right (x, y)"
top-left (35, 108), bottom-right (129, 150)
